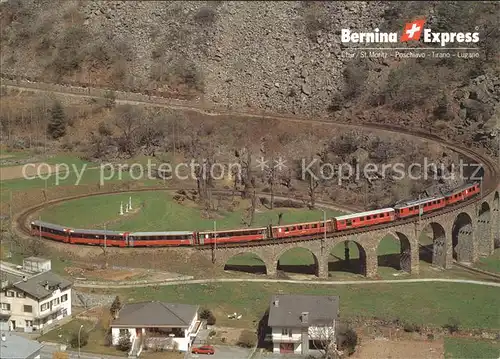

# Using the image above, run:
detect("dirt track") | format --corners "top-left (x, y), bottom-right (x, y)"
top-left (0, 163), bottom-right (59, 180)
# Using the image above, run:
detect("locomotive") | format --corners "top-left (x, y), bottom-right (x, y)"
top-left (30, 182), bottom-right (480, 247)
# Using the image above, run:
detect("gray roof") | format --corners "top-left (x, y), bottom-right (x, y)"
top-left (0, 271), bottom-right (23, 288)
top-left (12, 271), bottom-right (72, 300)
top-left (268, 294), bottom-right (339, 328)
top-left (111, 301), bottom-right (199, 328)
top-left (0, 331), bottom-right (43, 359)
top-left (24, 257), bottom-right (50, 263)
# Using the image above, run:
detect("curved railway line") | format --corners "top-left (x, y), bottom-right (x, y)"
top-left (5, 79), bottom-right (500, 280)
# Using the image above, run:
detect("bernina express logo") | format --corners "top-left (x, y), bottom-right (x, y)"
top-left (341, 18), bottom-right (480, 47)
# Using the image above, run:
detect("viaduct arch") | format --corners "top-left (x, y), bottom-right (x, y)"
top-left (211, 188), bottom-right (498, 278)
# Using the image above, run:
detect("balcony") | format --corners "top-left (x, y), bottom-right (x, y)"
top-left (272, 335), bottom-right (301, 343)
top-left (35, 305), bottom-right (64, 319)
top-left (0, 308), bottom-right (11, 317)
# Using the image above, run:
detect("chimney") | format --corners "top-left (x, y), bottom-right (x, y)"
top-left (22, 276), bottom-right (27, 282)
top-left (44, 281), bottom-right (49, 290)
top-left (273, 297), bottom-right (279, 307)
top-left (301, 312), bottom-right (309, 325)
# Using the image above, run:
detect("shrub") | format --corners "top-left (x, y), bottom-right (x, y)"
top-left (237, 330), bottom-right (257, 348)
top-left (69, 329), bottom-right (89, 348)
top-left (104, 91), bottom-right (116, 109)
top-left (194, 7), bottom-right (216, 25)
top-left (209, 330), bottom-right (216, 337)
top-left (117, 332), bottom-right (132, 352)
top-left (337, 327), bottom-right (358, 355)
top-left (403, 323), bottom-right (421, 333)
top-left (443, 317), bottom-right (460, 334)
top-left (200, 309), bottom-right (216, 325)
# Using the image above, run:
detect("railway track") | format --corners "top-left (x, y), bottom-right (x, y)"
top-left (6, 79), bottom-right (500, 279)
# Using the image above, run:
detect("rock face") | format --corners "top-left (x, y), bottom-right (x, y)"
top-left (0, 0), bottom-right (389, 115)
top-left (455, 73), bottom-right (500, 154)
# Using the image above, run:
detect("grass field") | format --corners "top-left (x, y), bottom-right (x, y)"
top-left (105, 282), bottom-right (499, 330)
top-left (38, 191), bottom-right (342, 231)
top-left (444, 337), bottom-right (500, 359)
top-left (476, 249), bottom-right (500, 273)
top-left (38, 319), bottom-right (126, 357)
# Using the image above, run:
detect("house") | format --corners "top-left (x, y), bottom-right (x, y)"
top-left (110, 301), bottom-right (201, 353)
top-left (268, 294), bottom-right (339, 355)
top-left (0, 271), bottom-right (72, 332)
top-left (22, 257), bottom-right (52, 273)
top-left (0, 331), bottom-right (43, 359)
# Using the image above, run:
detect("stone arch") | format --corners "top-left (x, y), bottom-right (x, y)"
top-left (275, 247), bottom-right (320, 276)
top-left (328, 240), bottom-right (367, 276)
top-left (419, 222), bottom-right (448, 268)
top-left (477, 202), bottom-right (492, 256)
top-left (452, 212), bottom-right (474, 263)
top-left (494, 191), bottom-right (499, 248)
top-left (223, 252), bottom-right (268, 275)
top-left (376, 231), bottom-right (414, 274)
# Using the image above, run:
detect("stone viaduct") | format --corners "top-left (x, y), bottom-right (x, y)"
top-left (200, 188), bottom-right (499, 278)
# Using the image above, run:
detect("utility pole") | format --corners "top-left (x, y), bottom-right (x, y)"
top-left (212, 221), bottom-right (217, 263)
top-left (9, 191), bottom-right (13, 257)
top-left (39, 216), bottom-right (42, 241)
top-left (104, 224), bottom-right (107, 249)
top-left (321, 209), bottom-right (326, 254)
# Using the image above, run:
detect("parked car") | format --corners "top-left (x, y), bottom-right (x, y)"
top-left (191, 345), bottom-right (215, 355)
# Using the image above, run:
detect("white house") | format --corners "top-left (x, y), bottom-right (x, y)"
top-left (0, 271), bottom-right (72, 332)
top-left (267, 294), bottom-right (339, 355)
top-left (110, 301), bottom-right (201, 354)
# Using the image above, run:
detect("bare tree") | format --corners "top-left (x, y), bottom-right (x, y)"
top-left (309, 319), bottom-right (342, 359)
top-left (114, 104), bottom-right (144, 157)
top-left (302, 156), bottom-right (320, 209)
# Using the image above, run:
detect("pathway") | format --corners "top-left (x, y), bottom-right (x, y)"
top-left (73, 277), bottom-right (500, 289)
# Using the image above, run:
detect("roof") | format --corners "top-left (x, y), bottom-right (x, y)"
top-left (444, 182), bottom-right (478, 195)
top-left (129, 231), bottom-right (193, 236)
top-left (12, 271), bottom-right (72, 300)
top-left (111, 301), bottom-right (199, 328)
top-left (70, 228), bottom-right (123, 235)
top-left (199, 227), bottom-right (267, 234)
top-left (0, 331), bottom-right (43, 359)
top-left (268, 294), bottom-right (339, 328)
top-left (31, 220), bottom-right (67, 231)
top-left (0, 272), bottom-right (23, 289)
top-left (334, 208), bottom-right (394, 221)
top-left (24, 257), bottom-right (50, 263)
top-left (274, 220), bottom-right (328, 228)
top-left (394, 196), bottom-right (445, 209)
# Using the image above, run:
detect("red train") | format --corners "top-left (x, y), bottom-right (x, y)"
top-left (30, 182), bottom-right (481, 247)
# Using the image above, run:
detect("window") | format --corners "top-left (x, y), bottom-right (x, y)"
top-left (1, 303), bottom-right (11, 310)
top-left (61, 294), bottom-right (68, 302)
top-left (41, 303), bottom-right (49, 311)
top-left (25, 320), bottom-right (33, 327)
top-left (52, 298), bottom-right (60, 305)
top-left (24, 305), bottom-right (33, 313)
top-left (6, 291), bottom-right (14, 297)
top-left (119, 329), bottom-right (128, 336)
top-left (16, 292), bottom-right (25, 298)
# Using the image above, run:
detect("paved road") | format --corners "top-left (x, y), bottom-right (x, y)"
top-left (188, 345), bottom-right (252, 359)
top-left (73, 277), bottom-right (500, 289)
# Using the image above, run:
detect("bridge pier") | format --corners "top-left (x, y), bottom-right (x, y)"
top-left (365, 250), bottom-right (377, 278)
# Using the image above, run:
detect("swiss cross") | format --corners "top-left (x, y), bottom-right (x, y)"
top-left (400, 19), bottom-right (426, 42)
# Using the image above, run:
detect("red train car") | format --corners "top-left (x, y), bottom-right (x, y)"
top-left (394, 196), bottom-right (446, 219)
top-left (31, 220), bottom-right (70, 243)
top-left (199, 228), bottom-right (267, 245)
top-left (126, 231), bottom-right (195, 247)
top-left (272, 220), bottom-right (333, 239)
top-left (444, 182), bottom-right (480, 205)
top-left (333, 208), bottom-right (395, 231)
top-left (69, 228), bottom-right (127, 247)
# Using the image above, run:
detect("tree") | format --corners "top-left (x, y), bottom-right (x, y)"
top-left (199, 308), bottom-right (216, 325)
top-left (47, 101), bottom-right (67, 139)
top-left (104, 90), bottom-right (116, 108)
top-left (114, 104), bottom-right (143, 157)
top-left (110, 296), bottom-right (121, 318)
top-left (337, 324), bottom-right (358, 356)
top-left (117, 332), bottom-right (132, 351)
top-left (70, 330), bottom-right (89, 348)
top-left (310, 320), bottom-right (342, 359)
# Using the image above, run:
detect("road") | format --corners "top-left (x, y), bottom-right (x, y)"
top-left (73, 277), bottom-right (500, 289)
